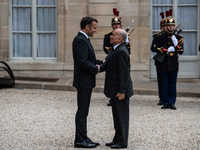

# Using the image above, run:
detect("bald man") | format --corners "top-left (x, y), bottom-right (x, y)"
top-left (100, 29), bottom-right (133, 148)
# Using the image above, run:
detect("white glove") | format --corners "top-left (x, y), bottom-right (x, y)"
top-left (171, 35), bottom-right (178, 47)
top-left (168, 46), bottom-right (175, 53)
top-left (125, 34), bottom-right (129, 44)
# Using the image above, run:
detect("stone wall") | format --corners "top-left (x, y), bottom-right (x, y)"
top-left (0, 0), bottom-right (150, 80)
top-left (0, 0), bottom-right (9, 62)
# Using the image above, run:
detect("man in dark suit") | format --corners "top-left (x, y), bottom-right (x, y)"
top-left (72, 16), bottom-right (103, 148)
top-left (100, 28), bottom-right (133, 149)
top-left (103, 14), bottom-right (131, 107)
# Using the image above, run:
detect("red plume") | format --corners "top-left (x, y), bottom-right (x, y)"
top-left (165, 10), bottom-right (169, 18)
top-left (117, 11), bottom-right (119, 16)
top-left (169, 9), bottom-right (173, 17)
top-left (160, 12), bottom-right (164, 19)
top-left (113, 8), bottom-right (118, 16)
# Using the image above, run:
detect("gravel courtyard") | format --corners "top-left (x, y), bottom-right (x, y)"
top-left (0, 88), bottom-right (199, 150)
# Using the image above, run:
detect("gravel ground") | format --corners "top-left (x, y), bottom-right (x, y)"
top-left (0, 88), bottom-right (199, 150)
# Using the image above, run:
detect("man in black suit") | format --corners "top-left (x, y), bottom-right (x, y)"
top-left (100, 28), bottom-right (133, 149)
top-left (72, 16), bottom-right (103, 148)
top-left (103, 15), bottom-right (131, 106)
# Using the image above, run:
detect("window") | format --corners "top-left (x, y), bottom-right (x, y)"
top-left (152, 0), bottom-right (198, 56)
top-left (10, 0), bottom-right (57, 62)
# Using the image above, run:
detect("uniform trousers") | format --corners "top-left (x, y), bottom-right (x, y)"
top-left (75, 88), bottom-right (92, 143)
top-left (111, 97), bottom-right (129, 147)
top-left (156, 67), bottom-right (162, 101)
top-left (156, 69), bottom-right (178, 105)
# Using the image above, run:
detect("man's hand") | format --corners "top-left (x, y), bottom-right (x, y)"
top-left (116, 92), bottom-right (125, 100)
top-left (96, 65), bottom-right (100, 73)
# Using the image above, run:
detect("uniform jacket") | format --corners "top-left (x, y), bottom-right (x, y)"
top-left (100, 43), bottom-right (133, 99)
top-left (72, 32), bottom-right (103, 89)
top-left (103, 32), bottom-right (113, 54)
top-left (151, 32), bottom-right (184, 71)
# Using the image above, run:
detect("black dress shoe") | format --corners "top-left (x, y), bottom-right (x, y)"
top-left (107, 99), bottom-right (112, 106)
top-left (111, 144), bottom-right (127, 149)
top-left (169, 104), bottom-right (176, 110)
top-left (157, 100), bottom-right (163, 105)
top-left (161, 104), bottom-right (169, 109)
top-left (86, 138), bottom-right (100, 146)
top-left (74, 141), bottom-right (97, 148)
top-left (105, 141), bottom-right (116, 146)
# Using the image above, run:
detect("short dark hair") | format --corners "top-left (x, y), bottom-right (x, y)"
top-left (80, 16), bottom-right (98, 29)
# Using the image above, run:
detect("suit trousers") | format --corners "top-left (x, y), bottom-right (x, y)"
top-left (111, 97), bottom-right (129, 147)
top-left (156, 69), bottom-right (178, 105)
top-left (75, 88), bottom-right (92, 142)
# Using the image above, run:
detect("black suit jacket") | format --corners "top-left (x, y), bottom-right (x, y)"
top-left (72, 32), bottom-right (103, 89)
top-left (101, 43), bottom-right (133, 99)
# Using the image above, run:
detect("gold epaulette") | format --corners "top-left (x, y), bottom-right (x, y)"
top-left (178, 35), bottom-right (183, 38)
top-left (153, 33), bottom-right (158, 37)
top-left (104, 31), bottom-right (112, 35)
top-left (158, 31), bottom-right (164, 35)
top-left (153, 31), bottom-right (163, 37)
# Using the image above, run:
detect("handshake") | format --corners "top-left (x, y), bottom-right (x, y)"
top-left (96, 64), bottom-right (101, 73)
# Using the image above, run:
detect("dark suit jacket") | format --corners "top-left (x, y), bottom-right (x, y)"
top-left (101, 43), bottom-right (133, 99)
top-left (72, 32), bottom-right (103, 89)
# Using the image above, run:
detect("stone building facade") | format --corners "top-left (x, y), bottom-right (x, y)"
top-left (0, 0), bottom-right (199, 80)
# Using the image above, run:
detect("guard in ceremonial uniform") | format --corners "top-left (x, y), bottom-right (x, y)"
top-left (151, 11), bottom-right (168, 105)
top-left (152, 14), bottom-right (184, 110)
top-left (103, 10), bottom-right (131, 55)
top-left (103, 16), bottom-right (122, 54)
top-left (103, 8), bottom-right (131, 106)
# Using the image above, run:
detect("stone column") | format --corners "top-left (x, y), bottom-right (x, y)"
top-left (0, 0), bottom-right (9, 61)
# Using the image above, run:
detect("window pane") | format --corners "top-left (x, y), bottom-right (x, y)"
top-left (181, 32), bottom-right (197, 56)
top-left (152, 6), bottom-right (172, 30)
top-left (178, 7), bottom-right (197, 30)
top-left (153, 0), bottom-right (172, 4)
top-left (12, 8), bottom-right (32, 31)
top-left (13, 34), bottom-right (32, 57)
top-left (178, 0), bottom-right (197, 4)
top-left (37, 0), bottom-right (56, 5)
top-left (12, 0), bottom-right (31, 5)
top-left (37, 8), bottom-right (56, 31)
top-left (37, 34), bottom-right (56, 57)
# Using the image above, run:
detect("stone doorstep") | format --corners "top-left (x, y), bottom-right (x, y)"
top-left (13, 78), bottom-right (200, 98)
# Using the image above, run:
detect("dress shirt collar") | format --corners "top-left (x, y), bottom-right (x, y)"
top-left (80, 30), bottom-right (89, 39)
top-left (113, 43), bottom-right (121, 50)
